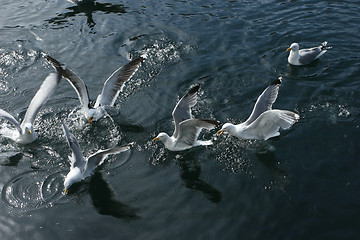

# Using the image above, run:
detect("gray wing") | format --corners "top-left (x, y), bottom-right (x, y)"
top-left (299, 47), bottom-right (322, 65)
top-left (245, 110), bottom-right (299, 140)
top-left (244, 77), bottom-right (281, 126)
top-left (83, 142), bottom-right (134, 176)
top-left (22, 71), bottom-right (61, 125)
top-left (0, 108), bottom-right (22, 133)
top-left (62, 122), bottom-right (86, 169)
top-left (172, 84), bottom-right (200, 138)
top-left (176, 119), bottom-right (219, 147)
top-left (96, 56), bottom-right (145, 107)
top-left (45, 55), bottom-right (91, 109)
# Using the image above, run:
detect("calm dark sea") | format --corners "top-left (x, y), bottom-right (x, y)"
top-left (1, 0), bottom-right (360, 239)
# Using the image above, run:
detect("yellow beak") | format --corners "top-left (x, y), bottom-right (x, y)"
top-left (29, 130), bottom-right (32, 134)
top-left (153, 137), bottom-right (159, 141)
top-left (217, 130), bottom-right (224, 136)
top-left (88, 117), bottom-right (93, 124)
top-left (64, 189), bottom-right (68, 194)
top-left (286, 47), bottom-right (291, 52)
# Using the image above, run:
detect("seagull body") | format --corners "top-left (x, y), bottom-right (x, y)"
top-left (287, 41), bottom-right (331, 65)
top-left (218, 77), bottom-right (299, 141)
top-left (0, 59), bottom-right (62, 144)
top-left (62, 122), bottom-right (134, 193)
top-left (45, 55), bottom-right (145, 123)
top-left (153, 84), bottom-right (220, 151)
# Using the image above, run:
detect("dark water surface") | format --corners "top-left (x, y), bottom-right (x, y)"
top-left (1, 0), bottom-right (360, 239)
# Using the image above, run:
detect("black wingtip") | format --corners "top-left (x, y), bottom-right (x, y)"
top-left (321, 42), bottom-right (332, 50)
top-left (124, 56), bottom-right (145, 72)
top-left (271, 77), bottom-right (282, 86)
top-left (44, 54), bottom-right (65, 71)
top-left (131, 56), bottom-right (145, 65)
top-left (188, 84), bottom-right (200, 95)
top-left (44, 54), bottom-right (58, 64)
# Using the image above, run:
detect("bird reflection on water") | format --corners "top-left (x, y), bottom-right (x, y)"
top-left (66, 171), bottom-right (139, 219)
top-left (48, 0), bottom-right (127, 28)
top-left (89, 172), bottom-right (139, 220)
top-left (175, 152), bottom-right (222, 204)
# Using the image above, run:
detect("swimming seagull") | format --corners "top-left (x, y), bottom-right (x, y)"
top-left (45, 55), bottom-right (145, 124)
top-left (287, 41), bottom-right (331, 66)
top-left (217, 77), bottom-right (299, 140)
top-left (0, 57), bottom-right (62, 144)
top-left (62, 122), bottom-right (134, 194)
top-left (153, 84), bottom-right (220, 151)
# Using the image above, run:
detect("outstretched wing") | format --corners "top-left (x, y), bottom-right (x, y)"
top-left (172, 84), bottom-right (200, 138)
top-left (0, 108), bottom-right (22, 133)
top-left (96, 56), bottom-right (145, 107)
top-left (244, 78), bottom-right (281, 126)
top-left (62, 122), bottom-right (86, 169)
top-left (245, 110), bottom-right (299, 140)
top-left (22, 71), bottom-right (61, 125)
top-left (176, 118), bottom-right (219, 147)
top-left (84, 142), bottom-right (134, 176)
top-left (45, 55), bottom-right (91, 110)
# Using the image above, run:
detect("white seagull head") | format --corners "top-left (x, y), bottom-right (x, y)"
top-left (18, 122), bottom-right (37, 144)
top-left (153, 132), bottom-right (170, 143)
top-left (64, 167), bottom-right (82, 194)
top-left (217, 123), bottom-right (236, 136)
top-left (86, 107), bottom-right (105, 124)
top-left (287, 42), bottom-right (299, 52)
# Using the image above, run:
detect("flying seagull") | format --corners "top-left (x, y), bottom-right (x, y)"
top-left (153, 84), bottom-right (220, 151)
top-left (62, 122), bottom-right (134, 194)
top-left (45, 55), bottom-right (145, 124)
top-left (217, 77), bottom-right (299, 140)
top-left (287, 41), bottom-right (331, 65)
top-left (0, 57), bottom-right (62, 144)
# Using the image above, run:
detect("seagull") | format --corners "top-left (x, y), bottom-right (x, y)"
top-left (0, 57), bottom-right (62, 144)
top-left (45, 55), bottom-right (145, 124)
top-left (153, 84), bottom-right (220, 151)
top-left (287, 41), bottom-right (331, 65)
top-left (62, 122), bottom-right (134, 194)
top-left (217, 77), bottom-right (299, 140)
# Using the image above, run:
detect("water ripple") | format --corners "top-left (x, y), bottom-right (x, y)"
top-left (1, 169), bottom-right (68, 212)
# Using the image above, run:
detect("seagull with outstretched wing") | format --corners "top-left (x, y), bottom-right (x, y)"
top-left (0, 56), bottom-right (62, 144)
top-left (45, 55), bottom-right (145, 124)
top-left (217, 77), bottom-right (299, 140)
top-left (62, 122), bottom-right (134, 193)
top-left (153, 84), bottom-right (220, 151)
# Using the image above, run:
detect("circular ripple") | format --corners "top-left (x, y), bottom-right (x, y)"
top-left (40, 171), bottom-right (69, 205)
top-left (1, 169), bottom-right (68, 211)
